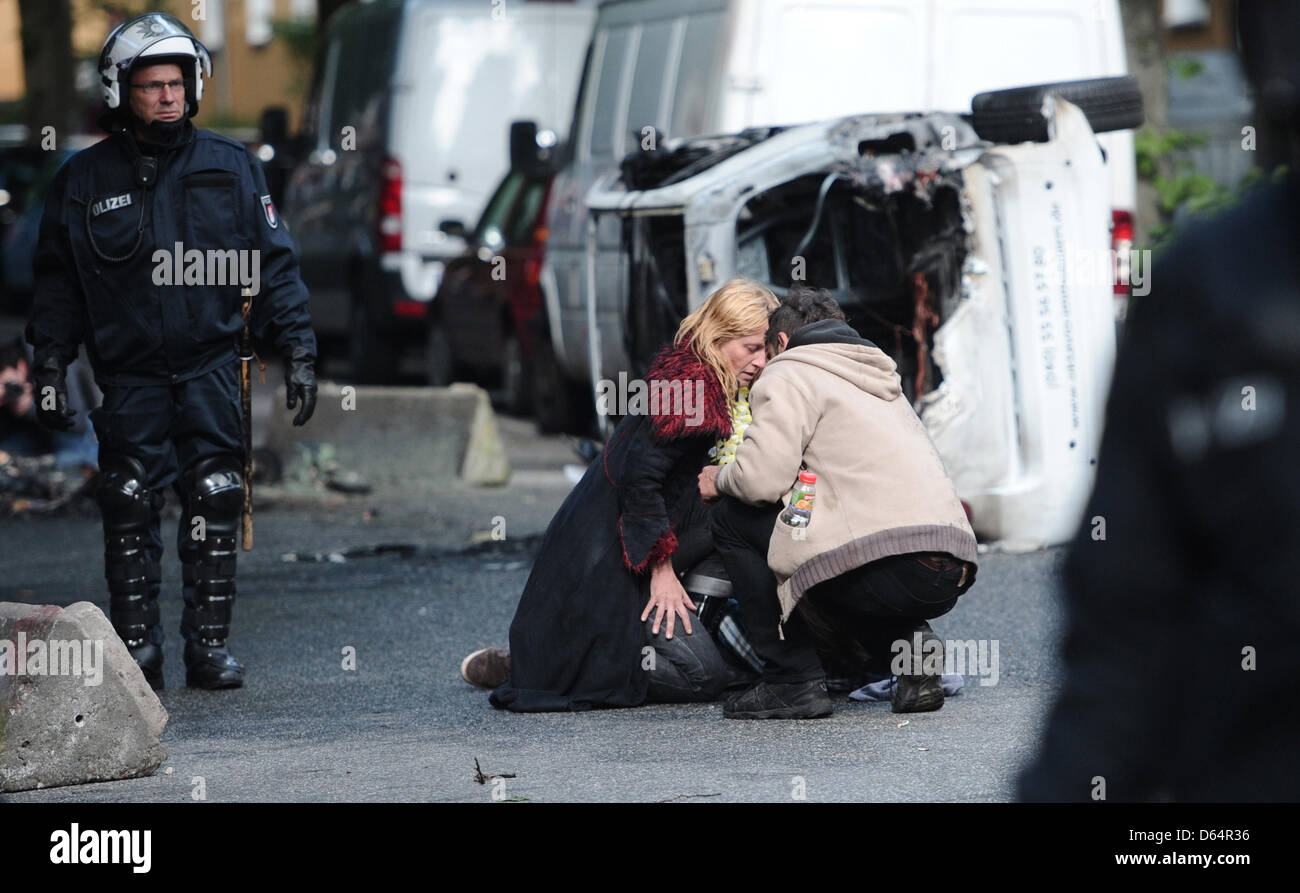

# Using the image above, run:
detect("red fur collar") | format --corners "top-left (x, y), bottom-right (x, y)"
top-left (643, 341), bottom-right (733, 441)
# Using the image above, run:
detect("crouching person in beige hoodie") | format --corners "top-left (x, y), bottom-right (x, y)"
top-left (698, 288), bottom-right (978, 719)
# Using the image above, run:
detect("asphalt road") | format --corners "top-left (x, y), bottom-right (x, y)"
top-left (1, 419), bottom-right (1069, 803)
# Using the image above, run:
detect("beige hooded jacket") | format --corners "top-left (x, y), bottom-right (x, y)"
top-left (715, 329), bottom-right (978, 620)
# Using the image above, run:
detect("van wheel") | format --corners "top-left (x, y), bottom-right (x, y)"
top-left (426, 324), bottom-right (454, 386)
top-left (968, 75), bottom-right (1144, 143)
top-left (499, 333), bottom-right (532, 415)
top-left (532, 330), bottom-right (583, 434)
top-left (350, 303), bottom-right (395, 383)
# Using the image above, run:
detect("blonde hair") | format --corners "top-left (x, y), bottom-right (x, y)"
top-left (675, 278), bottom-right (778, 401)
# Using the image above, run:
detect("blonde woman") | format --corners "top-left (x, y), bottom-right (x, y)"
top-left (463, 279), bottom-right (777, 712)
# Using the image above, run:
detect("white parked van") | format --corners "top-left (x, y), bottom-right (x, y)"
top-left (537, 0), bottom-right (1136, 409)
top-left (283, 0), bottom-right (595, 380)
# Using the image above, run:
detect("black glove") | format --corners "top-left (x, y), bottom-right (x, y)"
top-left (284, 347), bottom-right (317, 427)
top-left (31, 356), bottom-right (76, 431)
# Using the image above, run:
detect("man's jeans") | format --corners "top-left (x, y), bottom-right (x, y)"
top-left (711, 495), bottom-right (973, 684)
top-left (644, 615), bottom-right (756, 702)
top-left (644, 552), bottom-right (758, 702)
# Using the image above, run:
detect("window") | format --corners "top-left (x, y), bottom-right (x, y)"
top-left (734, 177), bottom-right (843, 289)
top-left (474, 172), bottom-right (525, 248)
top-left (624, 21), bottom-right (675, 147)
top-left (325, 13), bottom-right (397, 152)
top-left (315, 37), bottom-right (341, 153)
top-left (507, 178), bottom-right (549, 244)
top-left (670, 13), bottom-right (723, 139)
top-left (589, 27), bottom-right (633, 159)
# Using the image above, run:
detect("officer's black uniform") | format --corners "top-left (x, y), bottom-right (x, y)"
top-left (1017, 174), bottom-right (1300, 802)
top-left (27, 39), bottom-right (316, 690)
top-left (1019, 0), bottom-right (1300, 800)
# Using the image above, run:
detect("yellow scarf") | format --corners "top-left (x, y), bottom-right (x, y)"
top-left (711, 387), bottom-right (751, 466)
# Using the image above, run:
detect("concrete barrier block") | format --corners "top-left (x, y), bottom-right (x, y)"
top-left (457, 385), bottom-right (511, 486)
top-left (263, 382), bottom-right (511, 490)
top-left (0, 602), bottom-right (167, 792)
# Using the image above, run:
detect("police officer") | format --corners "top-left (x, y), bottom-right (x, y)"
top-left (26, 12), bottom-right (318, 691)
top-left (1019, 0), bottom-right (1300, 801)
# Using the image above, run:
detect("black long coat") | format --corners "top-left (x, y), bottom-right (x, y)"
top-left (490, 341), bottom-right (732, 712)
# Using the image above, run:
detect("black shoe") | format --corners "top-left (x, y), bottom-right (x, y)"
top-left (127, 641), bottom-right (164, 692)
top-left (892, 673), bottom-right (944, 713)
top-left (724, 679), bottom-right (833, 719)
top-left (184, 640), bottom-right (245, 690)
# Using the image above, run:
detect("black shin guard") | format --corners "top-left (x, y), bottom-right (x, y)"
top-left (181, 454), bottom-right (245, 689)
top-left (96, 454), bottom-right (164, 689)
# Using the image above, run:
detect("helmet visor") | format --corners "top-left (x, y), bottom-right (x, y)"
top-left (105, 14), bottom-right (212, 78)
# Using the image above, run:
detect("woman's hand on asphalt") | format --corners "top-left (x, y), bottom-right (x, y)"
top-left (642, 560), bottom-right (696, 639)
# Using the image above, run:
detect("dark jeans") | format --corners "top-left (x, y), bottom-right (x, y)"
top-left (644, 615), bottom-right (756, 702)
top-left (644, 550), bottom-right (758, 702)
top-left (711, 495), bottom-right (972, 684)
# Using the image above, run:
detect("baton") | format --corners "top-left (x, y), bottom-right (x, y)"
top-left (240, 287), bottom-right (254, 550)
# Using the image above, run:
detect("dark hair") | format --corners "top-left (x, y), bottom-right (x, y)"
top-left (0, 337), bottom-right (27, 373)
top-left (766, 286), bottom-right (847, 352)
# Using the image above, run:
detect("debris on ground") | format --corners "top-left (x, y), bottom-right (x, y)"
top-left (657, 792), bottom-right (724, 802)
top-left (473, 757), bottom-right (517, 785)
top-left (280, 544), bottom-right (418, 563)
top-left (0, 451), bottom-right (96, 517)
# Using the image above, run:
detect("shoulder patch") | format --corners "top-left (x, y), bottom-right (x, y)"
top-left (260, 194), bottom-right (278, 229)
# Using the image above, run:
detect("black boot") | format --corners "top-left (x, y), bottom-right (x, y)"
top-left (892, 623), bottom-right (945, 714)
top-left (116, 596), bottom-right (164, 692)
top-left (181, 456), bottom-right (246, 690)
top-left (723, 679), bottom-right (833, 719)
top-left (97, 454), bottom-right (165, 691)
top-left (181, 565), bottom-right (244, 689)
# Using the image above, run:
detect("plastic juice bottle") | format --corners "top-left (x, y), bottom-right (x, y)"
top-left (779, 471), bottom-right (816, 528)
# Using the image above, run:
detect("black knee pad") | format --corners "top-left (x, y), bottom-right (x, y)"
top-left (95, 453), bottom-right (155, 535)
top-left (187, 454), bottom-right (244, 536)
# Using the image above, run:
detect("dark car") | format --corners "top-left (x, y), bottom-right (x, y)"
top-left (2, 143), bottom-right (85, 314)
top-left (426, 164), bottom-right (584, 432)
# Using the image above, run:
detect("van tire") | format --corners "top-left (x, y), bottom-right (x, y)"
top-left (968, 75), bottom-right (1144, 143)
top-left (350, 303), bottom-right (396, 383)
top-left (532, 328), bottom-right (582, 434)
top-left (500, 333), bottom-right (532, 415)
top-left (426, 323), bottom-right (454, 387)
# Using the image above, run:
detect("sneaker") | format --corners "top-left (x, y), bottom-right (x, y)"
top-left (891, 672), bottom-right (944, 713)
top-left (723, 679), bottom-right (833, 719)
top-left (460, 647), bottom-right (510, 689)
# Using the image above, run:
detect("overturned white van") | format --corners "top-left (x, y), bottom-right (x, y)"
top-left (585, 98), bottom-right (1126, 546)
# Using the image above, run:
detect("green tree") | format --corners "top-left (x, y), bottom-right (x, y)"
top-left (1135, 56), bottom-right (1286, 250)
